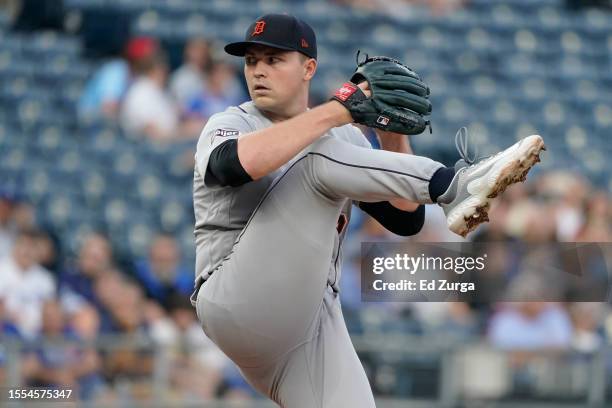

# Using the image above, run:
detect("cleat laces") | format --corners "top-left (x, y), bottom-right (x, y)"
top-left (454, 127), bottom-right (501, 171)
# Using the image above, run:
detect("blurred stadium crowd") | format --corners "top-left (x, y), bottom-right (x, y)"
top-left (76, 35), bottom-right (246, 141)
top-left (0, 0), bottom-right (611, 405)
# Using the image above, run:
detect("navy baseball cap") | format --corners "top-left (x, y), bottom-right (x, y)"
top-left (225, 14), bottom-right (317, 60)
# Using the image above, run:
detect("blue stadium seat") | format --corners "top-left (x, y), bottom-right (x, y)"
top-left (104, 198), bottom-right (129, 227)
top-left (593, 103), bottom-right (611, 129)
top-left (21, 168), bottom-right (53, 202)
top-left (166, 150), bottom-right (196, 180)
top-left (81, 171), bottom-right (107, 202)
top-left (0, 50), bottom-right (13, 72)
top-left (137, 174), bottom-right (163, 207)
top-left (45, 194), bottom-right (84, 229)
top-left (440, 96), bottom-right (470, 122)
top-left (536, 5), bottom-right (565, 30)
top-left (56, 149), bottom-right (84, 179)
top-left (514, 29), bottom-right (540, 53)
top-left (2, 148), bottom-right (26, 172)
top-left (159, 200), bottom-right (187, 233)
top-left (564, 125), bottom-right (589, 153)
top-left (418, 26), bottom-right (447, 51)
top-left (0, 35), bottom-right (25, 53)
top-left (126, 221), bottom-right (155, 258)
top-left (112, 150), bottom-right (139, 177)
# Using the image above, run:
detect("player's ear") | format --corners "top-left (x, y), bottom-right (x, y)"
top-left (303, 57), bottom-right (317, 81)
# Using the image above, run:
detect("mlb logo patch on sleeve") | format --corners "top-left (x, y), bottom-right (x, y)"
top-left (214, 129), bottom-right (240, 137)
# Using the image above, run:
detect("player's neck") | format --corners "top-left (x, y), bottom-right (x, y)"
top-left (262, 109), bottom-right (303, 123)
top-left (260, 103), bottom-right (308, 123)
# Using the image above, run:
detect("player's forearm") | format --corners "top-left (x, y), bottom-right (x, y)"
top-left (376, 130), bottom-right (420, 211)
top-left (238, 101), bottom-right (351, 180)
top-left (376, 129), bottom-right (412, 154)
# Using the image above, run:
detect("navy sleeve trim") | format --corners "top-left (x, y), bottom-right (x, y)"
top-left (205, 139), bottom-right (253, 187)
top-left (358, 201), bottom-right (425, 236)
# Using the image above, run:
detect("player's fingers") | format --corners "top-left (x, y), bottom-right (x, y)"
top-left (357, 81), bottom-right (372, 98)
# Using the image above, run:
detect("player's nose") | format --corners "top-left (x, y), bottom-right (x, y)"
top-left (252, 60), bottom-right (268, 78)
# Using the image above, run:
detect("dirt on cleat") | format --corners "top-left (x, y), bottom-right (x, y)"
top-left (462, 203), bottom-right (491, 236)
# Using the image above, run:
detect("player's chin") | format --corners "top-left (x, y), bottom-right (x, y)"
top-left (252, 95), bottom-right (276, 109)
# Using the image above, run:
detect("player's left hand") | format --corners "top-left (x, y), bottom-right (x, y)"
top-left (332, 55), bottom-right (432, 135)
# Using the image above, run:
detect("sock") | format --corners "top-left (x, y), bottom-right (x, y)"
top-left (428, 166), bottom-right (455, 203)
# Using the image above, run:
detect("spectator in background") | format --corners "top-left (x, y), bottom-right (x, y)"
top-left (71, 304), bottom-right (101, 342)
top-left (0, 230), bottom-right (56, 339)
top-left (11, 199), bottom-right (37, 232)
top-left (488, 302), bottom-right (573, 350)
top-left (0, 298), bottom-right (21, 339)
top-left (504, 199), bottom-right (557, 243)
top-left (69, 305), bottom-right (106, 401)
top-left (92, 269), bottom-right (132, 334)
top-left (0, 191), bottom-right (17, 259)
top-left (78, 37), bottom-right (159, 121)
top-left (183, 59), bottom-right (247, 123)
top-left (569, 303), bottom-right (604, 354)
top-left (0, 191), bottom-right (34, 259)
top-left (0, 298), bottom-right (22, 385)
top-left (121, 51), bottom-right (198, 141)
top-left (163, 294), bottom-right (225, 400)
top-left (33, 230), bottom-right (60, 274)
top-left (575, 191), bottom-right (611, 242)
top-left (170, 37), bottom-right (211, 108)
top-left (95, 273), bottom-right (155, 385)
top-left (120, 53), bottom-right (178, 140)
top-left (488, 301), bottom-right (573, 395)
top-left (27, 301), bottom-right (76, 389)
top-left (133, 234), bottom-right (193, 309)
top-left (27, 301), bottom-right (104, 400)
top-left (412, 302), bottom-right (479, 341)
top-left (59, 233), bottom-right (114, 314)
top-left (536, 172), bottom-right (588, 241)
top-left (107, 280), bottom-right (146, 336)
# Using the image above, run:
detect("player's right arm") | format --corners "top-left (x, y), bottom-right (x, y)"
top-left (203, 100), bottom-right (354, 188)
top-left (197, 96), bottom-right (359, 188)
top-left (236, 100), bottom-right (353, 181)
top-left (205, 84), bottom-right (370, 188)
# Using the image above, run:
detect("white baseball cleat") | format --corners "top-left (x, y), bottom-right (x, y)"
top-left (437, 128), bottom-right (546, 237)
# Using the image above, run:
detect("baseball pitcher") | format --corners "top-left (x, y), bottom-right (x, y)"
top-left (191, 14), bottom-right (545, 407)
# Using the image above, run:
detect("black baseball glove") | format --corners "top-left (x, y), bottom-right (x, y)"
top-left (332, 55), bottom-right (431, 135)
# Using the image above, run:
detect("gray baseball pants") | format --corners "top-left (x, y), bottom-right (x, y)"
top-left (195, 135), bottom-right (443, 407)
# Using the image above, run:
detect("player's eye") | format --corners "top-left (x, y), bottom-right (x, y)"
top-left (268, 56), bottom-right (280, 64)
top-left (245, 57), bottom-right (256, 65)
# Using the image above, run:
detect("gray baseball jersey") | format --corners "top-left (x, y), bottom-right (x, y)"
top-left (192, 100), bottom-right (444, 407)
top-left (193, 101), bottom-right (368, 292)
